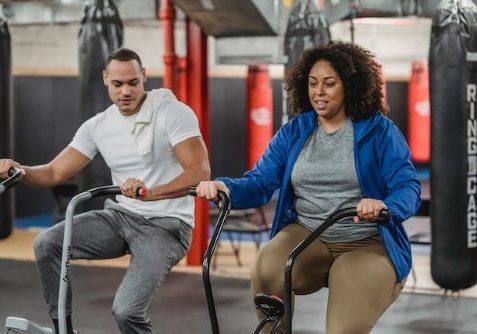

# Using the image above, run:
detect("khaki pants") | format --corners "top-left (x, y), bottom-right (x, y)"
top-left (251, 223), bottom-right (405, 334)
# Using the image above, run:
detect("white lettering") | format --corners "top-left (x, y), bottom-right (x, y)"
top-left (469, 156), bottom-right (477, 175)
top-left (468, 211), bottom-right (477, 229)
top-left (467, 84), bottom-right (477, 249)
top-left (468, 176), bottom-right (477, 194)
top-left (469, 230), bottom-right (477, 248)
top-left (469, 119), bottom-right (477, 137)
top-left (469, 137), bottom-right (477, 154)
top-left (468, 84), bottom-right (476, 102)
top-left (468, 195), bottom-right (477, 212)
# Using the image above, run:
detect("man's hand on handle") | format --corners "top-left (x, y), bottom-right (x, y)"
top-left (0, 159), bottom-right (25, 179)
top-left (121, 178), bottom-right (149, 200)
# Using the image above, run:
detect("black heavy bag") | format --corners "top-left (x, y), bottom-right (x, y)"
top-left (283, 0), bottom-right (330, 119)
top-left (0, 17), bottom-right (13, 239)
top-left (77, 0), bottom-right (123, 210)
top-left (430, 0), bottom-right (477, 290)
top-left (284, 0), bottom-right (330, 70)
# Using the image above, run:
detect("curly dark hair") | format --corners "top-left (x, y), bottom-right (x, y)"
top-left (284, 41), bottom-right (388, 120)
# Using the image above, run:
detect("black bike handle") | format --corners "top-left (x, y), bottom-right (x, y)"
top-left (189, 186), bottom-right (231, 211)
top-left (189, 185), bottom-right (231, 334)
top-left (189, 186), bottom-right (198, 196)
top-left (341, 207), bottom-right (390, 223)
top-left (88, 185), bottom-right (146, 198)
top-left (0, 167), bottom-right (23, 193)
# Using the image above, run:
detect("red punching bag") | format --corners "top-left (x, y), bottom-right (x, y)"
top-left (408, 60), bottom-right (430, 163)
top-left (247, 65), bottom-right (273, 170)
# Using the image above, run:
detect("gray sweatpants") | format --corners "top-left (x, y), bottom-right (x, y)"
top-left (33, 199), bottom-right (193, 334)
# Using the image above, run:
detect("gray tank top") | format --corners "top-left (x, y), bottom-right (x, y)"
top-left (290, 118), bottom-right (378, 242)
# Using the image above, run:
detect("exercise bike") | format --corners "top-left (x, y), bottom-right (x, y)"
top-left (189, 186), bottom-right (389, 334)
top-left (281, 207), bottom-right (389, 334)
top-left (5, 183), bottom-right (144, 334)
top-left (189, 187), bottom-right (281, 334)
top-left (1, 167), bottom-right (57, 334)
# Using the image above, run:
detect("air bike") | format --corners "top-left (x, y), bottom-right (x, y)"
top-left (189, 186), bottom-right (390, 334)
top-left (4, 180), bottom-right (144, 334)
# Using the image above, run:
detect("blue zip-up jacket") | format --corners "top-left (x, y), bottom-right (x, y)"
top-left (217, 111), bottom-right (421, 281)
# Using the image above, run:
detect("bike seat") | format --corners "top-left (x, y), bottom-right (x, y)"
top-left (254, 293), bottom-right (284, 319)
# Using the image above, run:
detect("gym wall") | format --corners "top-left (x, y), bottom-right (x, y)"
top-left (8, 19), bottom-right (424, 218)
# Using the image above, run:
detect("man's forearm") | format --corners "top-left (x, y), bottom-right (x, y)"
top-left (19, 147), bottom-right (91, 188)
top-left (147, 165), bottom-right (210, 200)
top-left (21, 164), bottom-right (62, 187)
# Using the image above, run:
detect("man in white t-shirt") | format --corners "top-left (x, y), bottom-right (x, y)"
top-left (0, 48), bottom-right (210, 334)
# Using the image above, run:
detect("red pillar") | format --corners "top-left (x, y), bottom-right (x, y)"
top-left (159, 0), bottom-right (176, 90)
top-left (185, 19), bottom-right (210, 265)
top-left (176, 57), bottom-right (188, 103)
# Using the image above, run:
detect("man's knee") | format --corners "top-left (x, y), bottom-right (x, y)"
top-left (33, 229), bottom-right (60, 261)
top-left (112, 302), bottom-right (149, 330)
top-left (112, 302), bottom-right (133, 324)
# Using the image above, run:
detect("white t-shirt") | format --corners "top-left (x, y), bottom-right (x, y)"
top-left (69, 89), bottom-right (201, 226)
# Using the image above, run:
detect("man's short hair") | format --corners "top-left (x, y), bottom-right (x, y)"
top-left (105, 48), bottom-right (143, 69)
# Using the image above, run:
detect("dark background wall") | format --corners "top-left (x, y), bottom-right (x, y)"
top-left (12, 76), bottom-right (408, 217)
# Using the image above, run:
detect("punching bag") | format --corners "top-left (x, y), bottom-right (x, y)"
top-left (283, 0), bottom-right (330, 122)
top-left (430, 0), bottom-right (477, 290)
top-left (284, 0), bottom-right (330, 70)
top-left (247, 65), bottom-right (273, 170)
top-left (78, 0), bottom-right (123, 209)
top-left (408, 60), bottom-right (430, 164)
top-left (0, 15), bottom-right (13, 239)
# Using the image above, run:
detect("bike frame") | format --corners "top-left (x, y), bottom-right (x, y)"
top-left (283, 207), bottom-right (389, 334)
top-left (189, 187), bottom-right (230, 334)
top-left (58, 185), bottom-right (123, 334)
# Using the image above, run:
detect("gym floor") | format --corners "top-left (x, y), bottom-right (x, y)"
top-left (1, 224), bottom-right (477, 333)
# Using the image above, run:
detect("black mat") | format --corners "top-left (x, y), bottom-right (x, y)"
top-left (1, 259), bottom-right (476, 333)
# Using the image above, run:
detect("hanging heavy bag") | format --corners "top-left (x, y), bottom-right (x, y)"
top-left (0, 16), bottom-right (13, 239)
top-left (283, 0), bottom-right (330, 121)
top-left (430, 0), bottom-right (477, 290)
top-left (408, 60), bottom-right (430, 164)
top-left (77, 0), bottom-right (123, 210)
top-left (284, 0), bottom-right (330, 71)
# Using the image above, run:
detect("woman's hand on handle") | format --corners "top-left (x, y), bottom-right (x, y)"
top-left (0, 159), bottom-right (25, 179)
top-left (195, 181), bottom-right (230, 201)
top-left (354, 198), bottom-right (387, 222)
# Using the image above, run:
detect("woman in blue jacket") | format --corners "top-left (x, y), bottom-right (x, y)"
top-left (196, 41), bottom-right (420, 333)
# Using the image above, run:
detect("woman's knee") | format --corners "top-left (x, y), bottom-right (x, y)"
top-left (327, 319), bottom-right (373, 334)
top-left (251, 245), bottom-right (285, 294)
